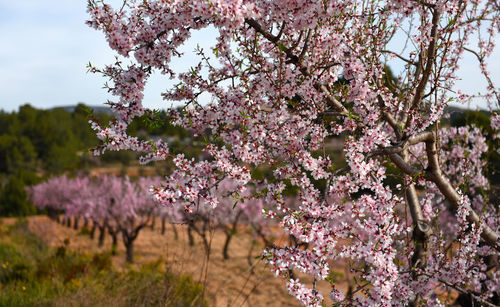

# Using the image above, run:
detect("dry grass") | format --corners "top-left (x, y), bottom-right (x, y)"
top-left (6, 216), bottom-right (463, 306)
top-left (23, 216), bottom-right (336, 306)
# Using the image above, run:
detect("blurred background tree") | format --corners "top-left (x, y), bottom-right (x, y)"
top-left (449, 108), bottom-right (500, 193)
top-left (5, 102), bottom-right (494, 218)
top-left (0, 103), bottom-right (199, 217)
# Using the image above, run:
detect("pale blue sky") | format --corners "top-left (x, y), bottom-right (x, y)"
top-left (0, 0), bottom-right (215, 112)
top-left (0, 1), bottom-right (498, 112)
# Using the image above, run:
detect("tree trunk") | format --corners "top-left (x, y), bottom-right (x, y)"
top-left (111, 233), bottom-right (118, 255)
top-left (199, 219), bottom-right (211, 255)
top-left (161, 216), bottom-right (166, 235)
top-left (109, 227), bottom-right (118, 255)
top-left (222, 231), bottom-right (232, 260)
top-left (83, 218), bottom-right (88, 228)
top-left (124, 238), bottom-right (134, 263)
top-left (47, 208), bottom-right (57, 221)
top-left (66, 217), bottom-right (71, 228)
top-left (98, 226), bottom-right (106, 247)
top-left (73, 216), bottom-right (79, 230)
top-left (172, 224), bottom-right (178, 240)
top-left (150, 216), bottom-right (156, 230)
top-left (222, 212), bottom-right (241, 260)
top-left (187, 224), bottom-right (195, 246)
top-left (90, 221), bottom-right (96, 239)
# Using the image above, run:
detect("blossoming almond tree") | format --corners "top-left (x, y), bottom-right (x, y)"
top-left (205, 178), bottom-right (268, 259)
top-left (29, 175), bottom-right (70, 222)
top-left (27, 175), bottom-right (76, 223)
top-left (86, 0), bottom-right (499, 305)
top-left (31, 175), bottom-right (159, 262)
top-left (96, 175), bottom-right (158, 262)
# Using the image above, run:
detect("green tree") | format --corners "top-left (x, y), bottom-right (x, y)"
top-left (0, 135), bottom-right (37, 174)
top-left (0, 171), bottom-right (39, 217)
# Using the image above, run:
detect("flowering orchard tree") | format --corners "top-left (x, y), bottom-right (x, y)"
top-left (29, 175), bottom-right (86, 227)
top-left (83, 175), bottom-right (158, 262)
top-left (29, 175), bottom-right (71, 221)
top-left (156, 177), bottom-right (273, 259)
top-left (87, 0), bottom-right (500, 305)
top-left (60, 176), bottom-right (93, 230)
top-left (186, 178), bottom-right (268, 259)
top-left (31, 175), bottom-right (159, 263)
top-left (117, 176), bottom-right (159, 262)
top-left (31, 175), bottom-right (111, 246)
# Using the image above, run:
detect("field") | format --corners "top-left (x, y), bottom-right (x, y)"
top-left (1, 216), bottom-right (352, 306)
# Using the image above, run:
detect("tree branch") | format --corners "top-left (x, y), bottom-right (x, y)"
top-left (245, 18), bottom-right (350, 115)
top-left (419, 273), bottom-right (499, 307)
top-left (381, 50), bottom-right (417, 66)
top-left (403, 147), bottom-right (432, 271)
top-left (404, 9), bottom-right (441, 129)
top-left (394, 132), bottom-right (500, 250)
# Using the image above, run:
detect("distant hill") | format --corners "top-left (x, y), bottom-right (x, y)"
top-left (50, 105), bottom-right (114, 115)
top-left (444, 105), bottom-right (490, 115)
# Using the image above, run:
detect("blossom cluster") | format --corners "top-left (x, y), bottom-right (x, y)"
top-left (87, 0), bottom-right (500, 305)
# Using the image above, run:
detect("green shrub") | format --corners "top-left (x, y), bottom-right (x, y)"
top-left (7, 219), bottom-right (45, 253)
top-left (0, 243), bottom-right (33, 283)
top-left (0, 219), bottom-right (209, 307)
top-left (90, 253), bottom-right (112, 272)
top-left (77, 226), bottom-right (91, 236)
top-left (36, 245), bottom-right (91, 283)
top-left (167, 273), bottom-right (208, 307)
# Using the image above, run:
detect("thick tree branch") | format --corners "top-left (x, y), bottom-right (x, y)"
top-left (407, 184), bottom-right (431, 268)
top-left (392, 132), bottom-right (500, 250)
top-left (389, 152), bottom-right (420, 175)
top-left (376, 93), bottom-right (402, 140)
top-left (403, 146), bottom-right (432, 271)
top-left (247, 15), bottom-right (498, 251)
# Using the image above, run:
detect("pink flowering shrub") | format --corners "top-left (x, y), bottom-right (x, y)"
top-left (86, 0), bottom-right (500, 305)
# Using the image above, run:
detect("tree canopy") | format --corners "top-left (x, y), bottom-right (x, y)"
top-left (88, 0), bottom-right (500, 305)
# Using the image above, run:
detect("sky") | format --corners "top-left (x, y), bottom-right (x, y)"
top-left (0, 0), bottom-right (216, 112)
top-left (0, 0), bottom-right (498, 112)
